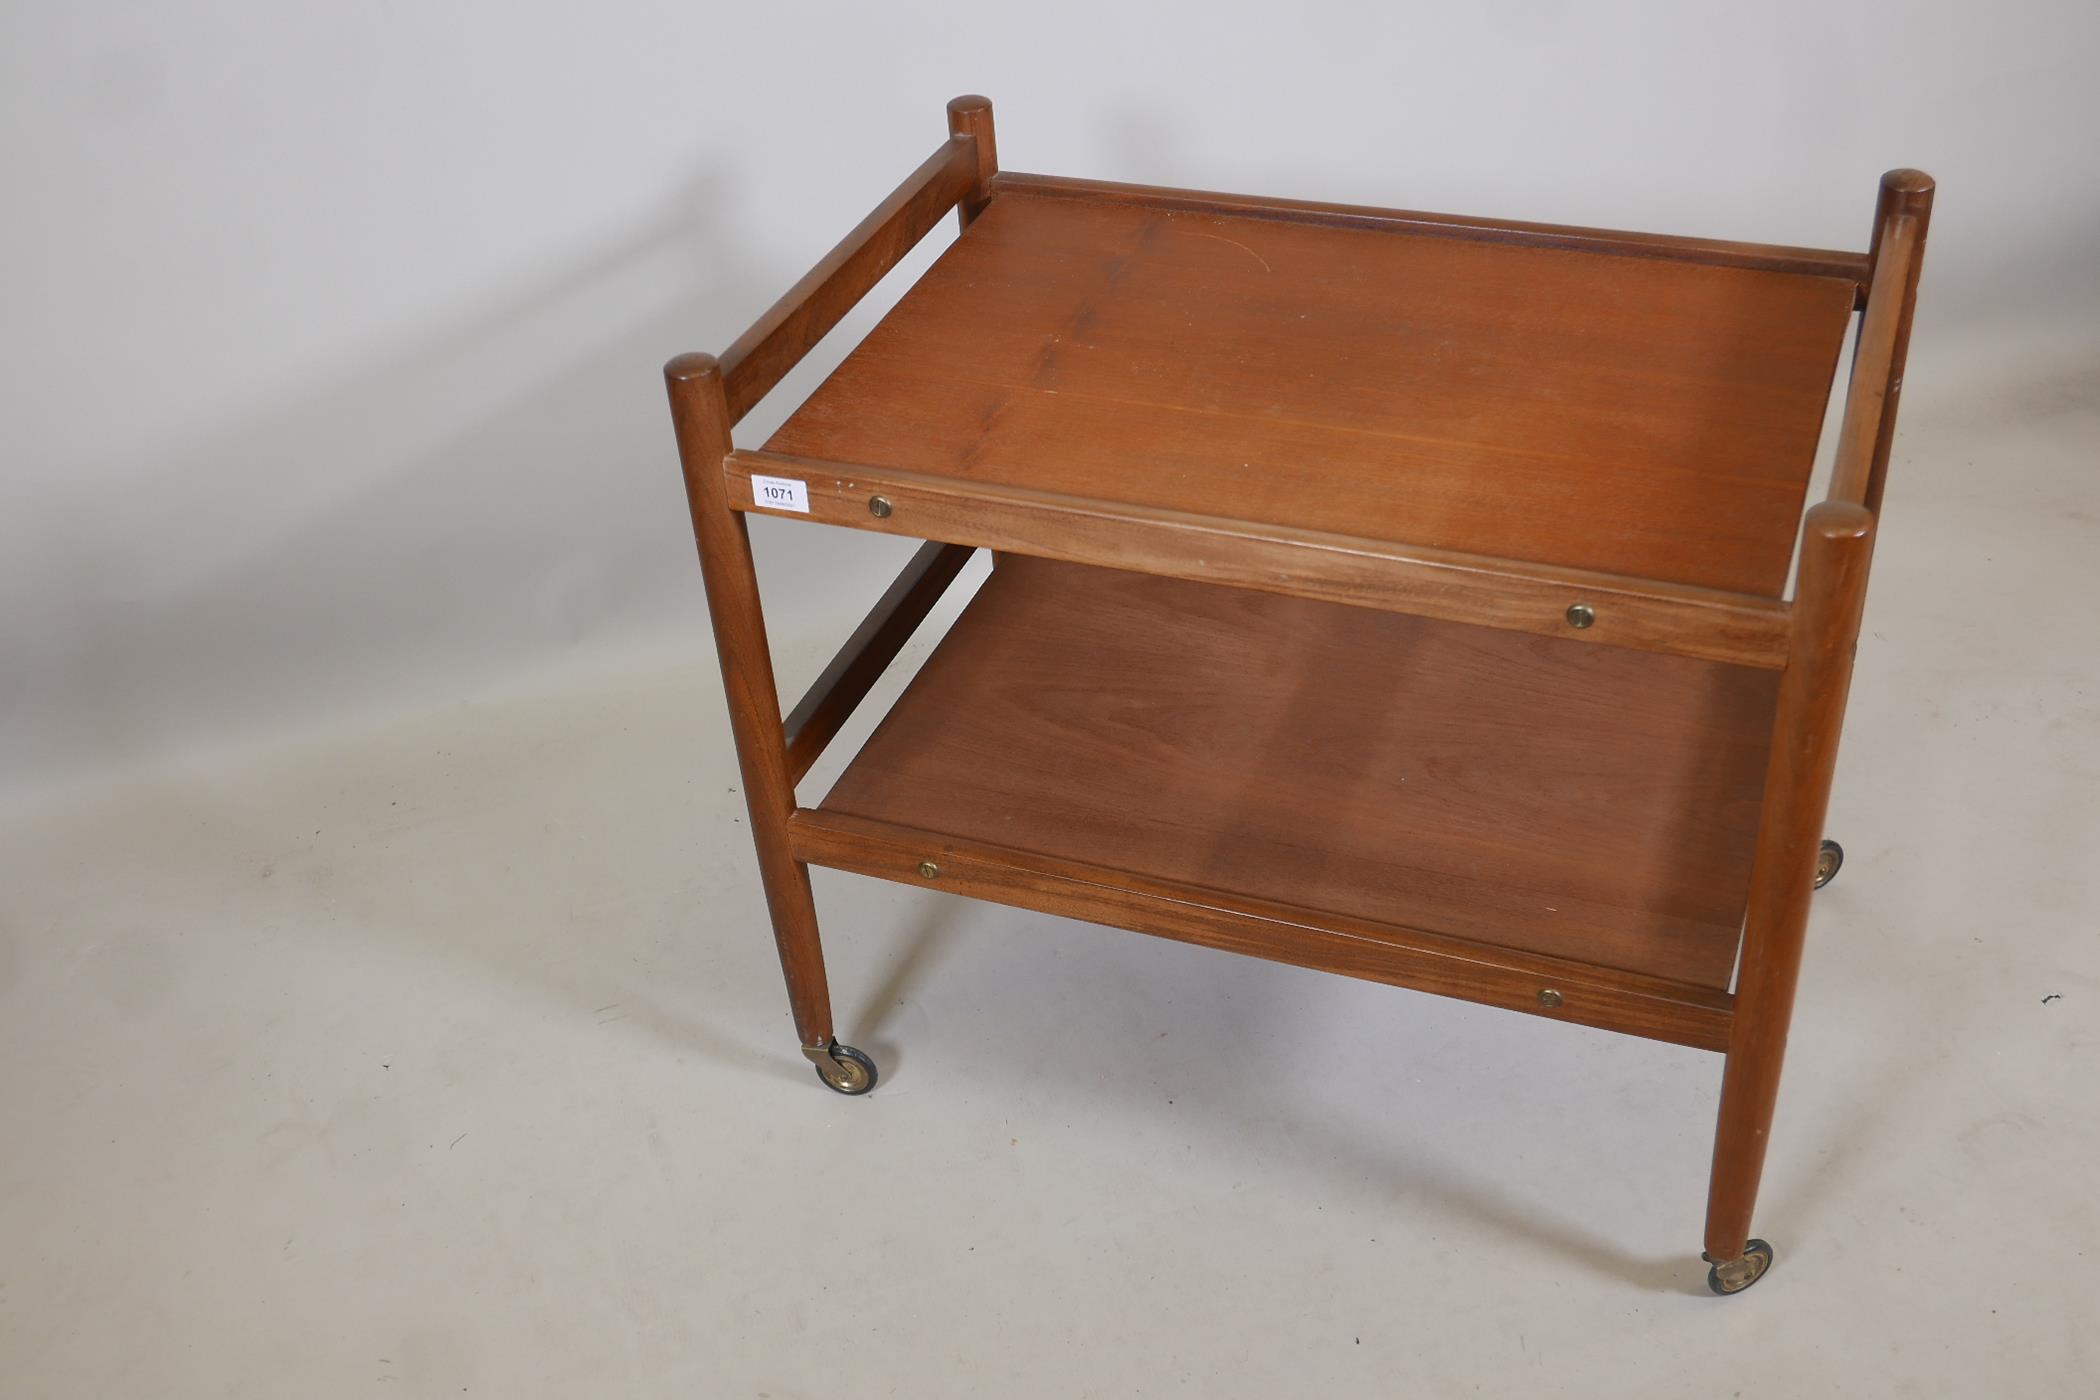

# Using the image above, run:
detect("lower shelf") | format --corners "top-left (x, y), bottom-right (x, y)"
top-left (809, 555), bottom-right (1778, 1045)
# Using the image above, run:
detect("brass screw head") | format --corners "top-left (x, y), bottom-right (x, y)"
top-left (1537, 988), bottom-right (1564, 1008)
top-left (869, 495), bottom-right (894, 519)
top-left (1565, 603), bottom-right (1595, 630)
top-left (917, 860), bottom-right (940, 879)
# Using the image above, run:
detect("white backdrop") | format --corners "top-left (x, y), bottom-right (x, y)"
top-left (5, 0), bottom-right (2097, 786)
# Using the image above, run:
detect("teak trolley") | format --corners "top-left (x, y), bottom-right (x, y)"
top-left (665, 96), bottom-right (1932, 1296)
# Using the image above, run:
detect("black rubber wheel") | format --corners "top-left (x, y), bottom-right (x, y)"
top-left (813, 1043), bottom-right (878, 1096)
top-left (1814, 839), bottom-right (1844, 890)
top-left (1705, 1238), bottom-right (1775, 1296)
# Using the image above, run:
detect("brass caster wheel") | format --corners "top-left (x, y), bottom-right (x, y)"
top-left (804, 1042), bottom-right (878, 1096)
top-left (1814, 839), bottom-right (1844, 890)
top-left (1703, 1239), bottom-right (1774, 1296)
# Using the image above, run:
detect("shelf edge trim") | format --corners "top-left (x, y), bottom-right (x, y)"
top-left (727, 449), bottom-right (1791, 670)
top-left (789, 809), bottom-right (1735, 1052)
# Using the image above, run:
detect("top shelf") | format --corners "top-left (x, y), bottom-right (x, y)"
top-left (765, 178), bottom-right (1858, 598)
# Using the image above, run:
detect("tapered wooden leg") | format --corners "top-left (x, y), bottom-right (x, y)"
top-left (665, 352), bottom-right (835, 1051)
top-left (1704, 502), bottom-right (1875, 1286)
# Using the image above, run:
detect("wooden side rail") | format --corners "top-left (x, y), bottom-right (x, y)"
top-left (783, 540), bottom-right (976, 784)
top-left (1826, 170), bottom-right (1936, 514)
top-left (787, 809), bottom-right (1737, 1052)
top-left (993, 171), bottom-right (1871, 285)
top-left (719, 132), bottom-right (981, 425)
top-left (664, 99), bottom-right (1005, 1058)
top-left (726, 448), bottom-right (1793, 670)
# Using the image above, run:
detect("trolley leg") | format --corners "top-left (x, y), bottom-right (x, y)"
top-left (665, 353), bottom-right (873, 1096)
top-left (1702, 503), bottom-right (1875, 1293)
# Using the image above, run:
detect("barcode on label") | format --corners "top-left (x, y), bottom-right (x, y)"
top-left (749, 474), bottom-right (810, 513)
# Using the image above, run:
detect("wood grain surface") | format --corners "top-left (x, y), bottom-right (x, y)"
top-left (767, 190), bottom-right (1856, 596)
top-left (819, 556), bottom-right (1779, 989)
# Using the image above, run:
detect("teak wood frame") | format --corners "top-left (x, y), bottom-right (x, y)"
top-left (664, 95), bottom-right (1932, 1291)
